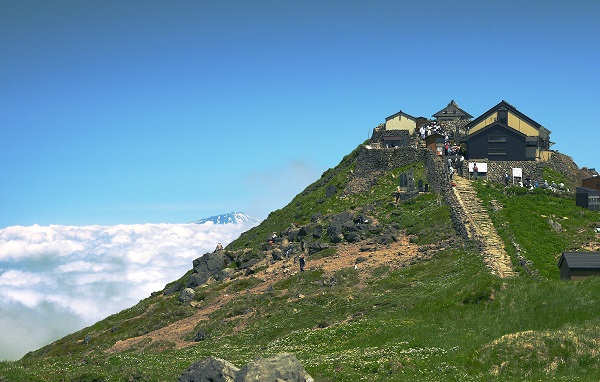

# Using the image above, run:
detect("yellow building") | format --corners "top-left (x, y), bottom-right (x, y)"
top-left (384, 110), bottom-right (416, 134)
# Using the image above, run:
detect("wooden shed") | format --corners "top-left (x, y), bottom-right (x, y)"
top-left (425, 133), bottom-right (445, 156)
top-left (558, 252), bottom-right (600, 280)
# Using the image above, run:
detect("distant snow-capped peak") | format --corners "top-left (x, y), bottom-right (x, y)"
top-left (193, 212), bottom-right (261, 225)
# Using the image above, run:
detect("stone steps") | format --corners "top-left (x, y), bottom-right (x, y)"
top-left (452, 176), bottom-right (515, 278)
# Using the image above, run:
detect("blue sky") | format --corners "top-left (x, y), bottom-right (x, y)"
top-left (2, 0), bottom-right (599, 228)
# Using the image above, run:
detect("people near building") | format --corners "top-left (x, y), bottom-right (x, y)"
top-left (473, 163), bottom-right (479, 180)
top-left (504, 173), bottom-right (510, 187)
top-left (214, 242), bottom-right (223, 252)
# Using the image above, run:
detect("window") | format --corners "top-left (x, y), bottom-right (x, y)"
top-left (498, 108), bottom-right (508, 124)
top-left (488, 136), bottom-right (507, 143)
top-left (488, 148), bottom-right (507, 156)
top-left (526, 137), bottom-right (538, 147)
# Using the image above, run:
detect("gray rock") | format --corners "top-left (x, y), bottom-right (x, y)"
top-left (178, 288), bottom-right (195, 303)
top-left (187, 252), bottom-right (231, 288)
top-left (163, 282), bottom-right (183, 296)
top-left (179, 356), bottom-right (239, 382)
top-left (235, 353), bottom-right (313, 382)
top-left (325, 185), bottom-right (337, 197)
top-left (326, 223), bottom-right (343, 243)
top-left (194, 328), bottom-right (207, 342)
top-left (308, 241), bottom-right (330, 255)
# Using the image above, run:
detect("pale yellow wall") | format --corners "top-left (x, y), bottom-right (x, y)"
top-left (386, 115), bottom-right (416, 134)
top-left (468, 112), bottom-right (498, 134)
top-left (540, 150), bottom-right (553, 161)
top-left (468, 110), bottom-right (539, 137)
top-left (507, 112), bottom-right (538, 136)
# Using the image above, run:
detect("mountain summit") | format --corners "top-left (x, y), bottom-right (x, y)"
top-left (193, 212), bottom-right (261, 225)
top-left (10, 141), bottom-right (600, 381)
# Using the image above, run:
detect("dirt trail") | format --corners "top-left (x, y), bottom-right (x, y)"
top-left (107, 236), bottom-right (423, 353)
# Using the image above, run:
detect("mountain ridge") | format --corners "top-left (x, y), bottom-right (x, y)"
top-left (4, 142), bottom-right (600, 381)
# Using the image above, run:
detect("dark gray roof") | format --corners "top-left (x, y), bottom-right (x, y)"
top-left (465, 100), bottom-right (550, 134)
top-left (385, 110), bottom-right (416, 122)
top-left (432, 100), bottom-right (473, 119)
top-left (558, 252), bottom-right (600, 270)
top-left (576, 187), bottom-right (600, 195)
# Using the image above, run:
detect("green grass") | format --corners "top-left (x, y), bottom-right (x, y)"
top-left (474, 181), bottom-right (599, 278)
top-left (2, 154), bottom-right (600, 381)
top-left (5, 246), bottom-right (600, 381)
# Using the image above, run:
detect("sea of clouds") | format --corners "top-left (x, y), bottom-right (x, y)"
top-left (0, 221), bottom-right (258, 360)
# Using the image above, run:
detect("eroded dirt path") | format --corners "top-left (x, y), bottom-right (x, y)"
top-left (107, 236), bottom-right (424, 353)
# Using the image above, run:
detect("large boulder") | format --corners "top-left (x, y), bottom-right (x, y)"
top-left (178, 356), bottom-right (239, 382)
top-left (179, 353), bottom-right (313, 382)
top-left (326, 223), bottom-right (343, 243)
top-left (235, 353), bottom-right (314, 382)
top-left (187, 252), bottom-right (231, 288)
top-left (178, 288), bottom-right (195, 303)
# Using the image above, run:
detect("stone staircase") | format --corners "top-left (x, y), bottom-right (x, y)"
top-left (452, 176), bottom-right (515, 278)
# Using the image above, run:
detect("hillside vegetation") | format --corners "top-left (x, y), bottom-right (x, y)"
top-left (1, 146), bottom-right (599, 382)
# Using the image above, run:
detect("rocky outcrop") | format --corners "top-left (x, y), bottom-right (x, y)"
top-left (178, 288), bottom-right (195, 303)
top-left (179, 353), bottom-right (313, 382)
top-left (187, 251), bottom-right (232, 288)
top-left (178, 356), bottom-right (238, 382)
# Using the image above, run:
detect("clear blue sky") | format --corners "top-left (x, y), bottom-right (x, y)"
top-left (2, 0), bottom-right (599, 228)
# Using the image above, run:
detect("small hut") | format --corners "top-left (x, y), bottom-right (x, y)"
top-left (558, 252), bottom-right (600, 280)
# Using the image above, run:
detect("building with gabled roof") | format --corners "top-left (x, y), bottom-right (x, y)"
top-left (558, 252), bottom-right (600, 280)
top-left (433, 100), bottom-right (473, 121)
top-left (465, 100), bottom-right (552, 161)
top-left (384, 110), bottom-right (417, 135)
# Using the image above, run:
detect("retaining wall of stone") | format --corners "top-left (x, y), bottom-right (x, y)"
top-left (346, 146), bottom-right (472, 239)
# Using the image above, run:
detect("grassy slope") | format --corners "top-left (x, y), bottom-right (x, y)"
top-left (1, 150), bottom-right (599, 382)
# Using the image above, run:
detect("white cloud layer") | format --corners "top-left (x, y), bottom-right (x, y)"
top-left (0, 222), bottom-right (257, 360)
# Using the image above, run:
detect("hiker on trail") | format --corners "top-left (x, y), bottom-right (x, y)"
top-left (395, 185), bottom-right (401, 204)
top-left (449, 166), bottom-right (454, 180)
top-left (285, 244), bottom-right (294, 258)
top-left (214, 242), bottom-right (223, 252)
top-left (473, 163), bottom-right (479, 180)
top-left (504, 173), bottom-right (510, 187)
top-left (299, 255), bottom-right (306, 272)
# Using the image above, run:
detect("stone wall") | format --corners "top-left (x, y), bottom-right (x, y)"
top-left (463, 158), bottom-right (544, 183)
top-left (370, 129), bottom-right (418, 149)
top-left (423, 150), bottom-right (471, 239)
top-left (343, 146), bottom-right (424, 195)
top-left (345, 145), bottom-right (472, 239)
top-left (466, 152), bottom-right (581, 189)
